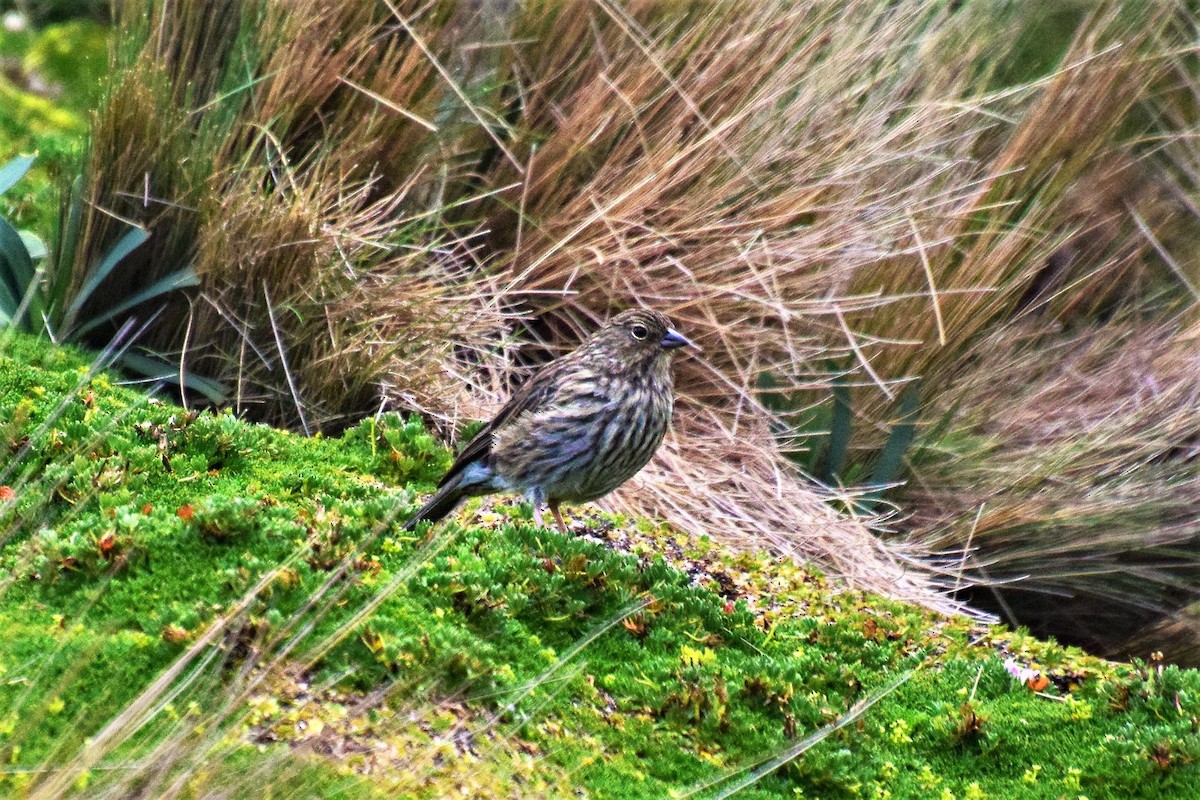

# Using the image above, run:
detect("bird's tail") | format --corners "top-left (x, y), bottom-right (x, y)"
top-left (403, 478), bottom-right (466, 531)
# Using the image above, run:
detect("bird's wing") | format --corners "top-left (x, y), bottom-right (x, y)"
top-left (436, 363), bottom-right (565, 489)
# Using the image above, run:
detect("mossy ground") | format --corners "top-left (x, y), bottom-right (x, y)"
top-left (1, 332), bottom-right (1199, 799)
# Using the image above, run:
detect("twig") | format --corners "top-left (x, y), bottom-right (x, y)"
top-left (908, 212), bottom-right (947, 345)
top-left (262, 281), bottom-right (310, 436)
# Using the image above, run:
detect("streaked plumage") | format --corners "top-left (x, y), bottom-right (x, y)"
top-left (404, 309), bottom-right (693, 533)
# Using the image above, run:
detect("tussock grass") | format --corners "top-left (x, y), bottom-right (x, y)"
top-left (458, 1), bottom-right (1195, 618)
top-left (901, 315), bottom-right (1200, 658)
top-left (69, 0), bottom-right (509, 431)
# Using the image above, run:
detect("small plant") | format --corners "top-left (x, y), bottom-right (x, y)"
top-left (185, 495), bottom-right (263, 543)
top-left (22, 507), bottom-right (147, 580)
top-left (946, 701), bottom-right (988, 747)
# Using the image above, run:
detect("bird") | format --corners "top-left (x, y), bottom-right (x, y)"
top-left (403, 308), bottom-right (694, 534)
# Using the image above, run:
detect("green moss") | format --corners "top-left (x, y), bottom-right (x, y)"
top-left (2, 332), bottom-right (1200, 798)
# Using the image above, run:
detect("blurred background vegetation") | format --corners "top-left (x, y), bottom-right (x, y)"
top-left (2, 0), bottom-right (1199, 665)
top-left (0, 1), bottom-right (106, 233)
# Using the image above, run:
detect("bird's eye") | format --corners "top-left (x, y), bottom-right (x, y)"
top-left (630, 324), bottom-right (649, 340)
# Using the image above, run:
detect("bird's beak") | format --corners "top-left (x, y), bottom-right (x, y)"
top-left (659, 328), bottom-right (695, 350)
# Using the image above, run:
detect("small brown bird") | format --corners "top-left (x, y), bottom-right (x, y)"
top-left (404, 308), bottom-right (693, 533)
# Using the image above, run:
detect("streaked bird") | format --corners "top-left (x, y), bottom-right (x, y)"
top-left (404, 308), bottom-right (693, 533)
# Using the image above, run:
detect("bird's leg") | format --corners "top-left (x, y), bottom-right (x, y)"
top-left (549, 500), bottom-right (568, 534)
top-left (527, 487), bottom-right (547, 529)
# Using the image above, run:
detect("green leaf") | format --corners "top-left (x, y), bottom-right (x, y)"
top-left (0, 155), bottom-right (35, 196)
top-left (910, 395), bottom-right (966, 465)
top-left (117, 349), bottom-right (229, 404)
top-left (18, 230), bottom-right (48, 261)
top-left (756, 371), bottom-right (788, 413)
top-left (0, 215), bottom-right (34, 324)
top-left (63, 225), bottom-right (151, 327)
top-left (863, 381), bottom-right (921, 504)
top-left (71, 267), bottom-right (199, 339)
top-left (51, 176), bottom-right (86, 309)
top-left (821, 370), bottom-right (853, 484)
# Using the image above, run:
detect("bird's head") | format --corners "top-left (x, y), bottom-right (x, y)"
top-left (589, 308), bottom-right (695, 368)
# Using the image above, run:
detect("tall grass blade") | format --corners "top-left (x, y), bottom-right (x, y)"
top-left (51, 176), bottom-right (86, 314)
top-left (864, 381), bottom-right (921, 505)
top-left (0, 216), bottom-right (34, 323)
top-left (117, 349), bottom-right (229, 403)
top-left (822, 369), bottom-right (854, 484)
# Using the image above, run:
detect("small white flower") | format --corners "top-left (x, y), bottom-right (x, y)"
top-left (1003, 658), bottom-right (1040, 683)
top-left (2, 12), bottom-right (27, 33)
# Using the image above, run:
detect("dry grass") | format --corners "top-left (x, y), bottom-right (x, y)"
top-left (68, 0), bottom-right (511, 430)
top-left (64, 0), bottom-right (1200, 619)
top-left (899, 315), bottom-right (1200, 657)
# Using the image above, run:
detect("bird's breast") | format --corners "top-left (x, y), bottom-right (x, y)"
top-left (489, 371), bottom-right (674, 503)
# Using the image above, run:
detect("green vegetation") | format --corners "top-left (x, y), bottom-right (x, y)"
top-left (3, 331), bottom-right (1200, 798)
top-left (0, 15), bottom-right (106, 233)
top-left (0, 153), bottom-right (223, 403)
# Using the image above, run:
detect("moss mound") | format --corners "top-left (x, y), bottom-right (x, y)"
top-left (1, 332), bottom-right (1199, 798)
